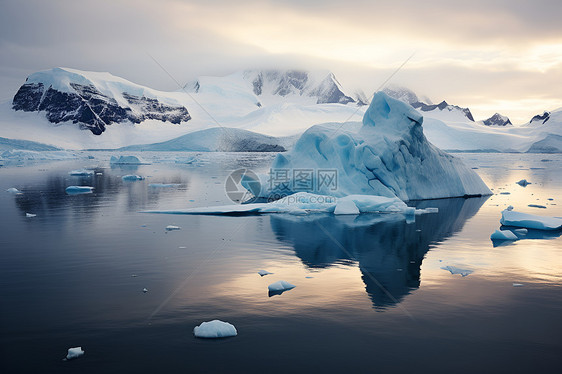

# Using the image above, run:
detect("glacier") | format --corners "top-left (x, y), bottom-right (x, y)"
top-left (251, 92), bottom-right (491, 201)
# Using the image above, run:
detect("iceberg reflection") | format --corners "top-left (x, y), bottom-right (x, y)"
top-left (270, 197), bottom-right (487, 309)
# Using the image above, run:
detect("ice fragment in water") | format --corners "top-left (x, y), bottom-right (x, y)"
top-left (193, 320), bottom-right (237, 338)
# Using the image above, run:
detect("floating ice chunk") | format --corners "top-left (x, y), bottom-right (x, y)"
top-left (69, 169), bottom-right (94, 176)
top-left (516, 179), bottom-right (530, 187)
top-left (144, 192), bottom-right (410, 216)
top-left (65, 186), bottom-right (94, 194)
top-left (334, 199), bottom-right (359, 215)
top-left (110, 155), bottom-right (147, 165)
top-left (441, 266), bottom-right (473, 277)
top-left (149, 183), bottom-right (180, 188)
top-left (268, 280), bottom-right (296, 292)
top-left (507, 205), bottom-right (514, 211)
top-left (193, 320), bottom-right (237, 338)
top-left (165, 225), bottom-right (181, 231)
top-left (65, 347), bottom-right (84, 360)
top-left (26, 213), bottom-right (36, 218)
top-left (528, 204), bottom-right (546, 209)
top-left (500, 192), bottom-right (511, 195)
top-left (490, 229), bottom-right (518, 240)
top-left (122, 174), bottom-right (144, 181)
top-left (6, 187), bottom-right (21, 194)
top-left (143, 288), bottom-right (148, 293)
top-left (258, 270), bottom-right (273, 276)
top-left (500, 209), bottom-right (562, 230)
top-left (512, 283), bottom-right (524, 287)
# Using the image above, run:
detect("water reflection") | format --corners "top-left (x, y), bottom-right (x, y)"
top-left (12, 166), bottom-right (189, 218)
top-left (270, 197), bottom-right (487, 309)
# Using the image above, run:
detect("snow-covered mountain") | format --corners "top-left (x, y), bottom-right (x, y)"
top-left (482, 113), bottom-right (512, 127)
top-left (185, 69), bottom-right (358, 106)
top-left (411, 100), bottom-right (475, 122)
top-left (528, 111), bottom-right (550, 125)
top-left (11, 67), bottom-right (191, 135)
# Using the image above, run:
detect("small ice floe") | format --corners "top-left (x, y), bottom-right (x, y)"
top-left (548, 198), bottom-right (554, 201)
top-left (305, 276), bottom-right (314, 279)
top-left (258, 269), bottom-right (273, 277)
top-left (441, 266), bottom-right (473, 277)
top-left (500, 192), bottom-right (511, 195)
top-left (490, 229), bottom-right (518, 240)
top-left (179, 246), bottom-right (187, 249)
top-left (6, 187), bottom-right (21, 194)
top-left (26, 213), bottom-right (36, 218)
top-left (122, 174), bottom-right (144, 181)
top-left (96, 172), bottom-right (103, 176)
top-left (516, 179), bottom-right (531, 187)
top-left (69, 169), bottom-right (94, 176)
top-left (65, 186), bottom-right (94, 195)
top-left (165, 225), bottom-right (181, 231)
top-left (110, 155), bottom-right (147, 165)
top-left (64, 347), bottom-right (84, 361)
top-left (507, 205), bottom-right (514, 211)
top-left (512, 283), bottom-right (524, 287)
top-left (528, 204), bottom-right (546, 209)
top-left (149, 183), bottom-right (181, 188)
top-left (500, 209), bottom-right (562, 230)
top-left (334, 199), bottom-right (360, 215)
top-left (268, 280), bottom-right (296, 296)
top-left (143, 288), bottom-right (148, 293)
top-left (193, 320), bottom-right (237, 338)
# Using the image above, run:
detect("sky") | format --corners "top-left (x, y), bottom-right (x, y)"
top-left (1, 0), bottom-right (561, 124)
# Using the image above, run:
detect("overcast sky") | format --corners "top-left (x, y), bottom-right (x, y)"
top-left (1, 0), bottom-right (561, 123)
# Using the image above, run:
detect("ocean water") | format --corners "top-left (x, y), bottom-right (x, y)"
top-left (1, 152), bottom-right (561, 373)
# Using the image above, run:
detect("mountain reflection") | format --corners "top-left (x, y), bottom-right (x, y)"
top-left (270, 197), bottom-right (487, 309)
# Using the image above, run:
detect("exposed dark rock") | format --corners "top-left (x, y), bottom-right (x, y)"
top-left (483, 113), bottom-right (512, 127)
top-left (411, 100), bottom-right (475, 121)
top-left (530, 111), bottom-right (550, 124)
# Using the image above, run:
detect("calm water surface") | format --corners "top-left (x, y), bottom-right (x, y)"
top-left (1, 152), bottom-right (561, 373)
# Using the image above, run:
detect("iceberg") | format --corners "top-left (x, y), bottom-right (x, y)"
top-left (64, 347), bottom-right (84, 360)
top-left (6, 187), bottom-right (21, 194)
top-left (249, 92), bottom-right (491, 201)
top-left (165, 225), bottom-right (181, 231)
top-left (26, 213), bottom-right (36, 218)
top-left (516, 179), bottom-right (531, 187)
top-left (268, 280), bottom-right (296, 292)
top-left (193, 320), bottom-right (237, 338)
top-left (500, 210), bottom-right (562, 230)
top-left (490, 229), bottom-right (518, 240)
top-left (122, 174), bottom-right (144, 181)
top-left (110, 155), bottom-right (147, 165)
top-left (65, 186), bottom-right (94, 194)
top-left (258, 270), bottom-right (273, 276)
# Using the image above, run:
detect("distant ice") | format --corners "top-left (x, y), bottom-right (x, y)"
top-left (110, 155), bottom-right (147, 165)
top-left (6, 187), bottom-right (21, 194)
top-left (149, 183), bottom-right (180, 188)
top-left (512, 283), bottom-right (524, 287)
top-left (143, 288), bottom-right (148, 293)
top-left (65, 347), bottom-right (84, 360)
top-left (122, 174), bottom-right (144, 181)
top-left (26, 213), bottom-right (36, 218)
top-left (165, 225), bottom-right (181, 231)
top-left (193, 320), bottom-right (237, 338)
top-left (490, 229), bottom-right (518, 240)
top-left (528, 204), bottom-right (547, 209)
top-left (501, 209), bottom-right (562, 230)
top-left (65, 186), bottom-right (94, 194)
top-left (516, 179), bottom-right (531, 187)
top-left (258, 270), bottom-right (273, 276)
top-left (69, 169), bottom-right (94, 176)
top-left (441, 266), bottom-right (473, 277)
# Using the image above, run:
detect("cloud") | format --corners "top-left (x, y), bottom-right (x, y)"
top-left (0, 0), bottom-right (560, 123)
